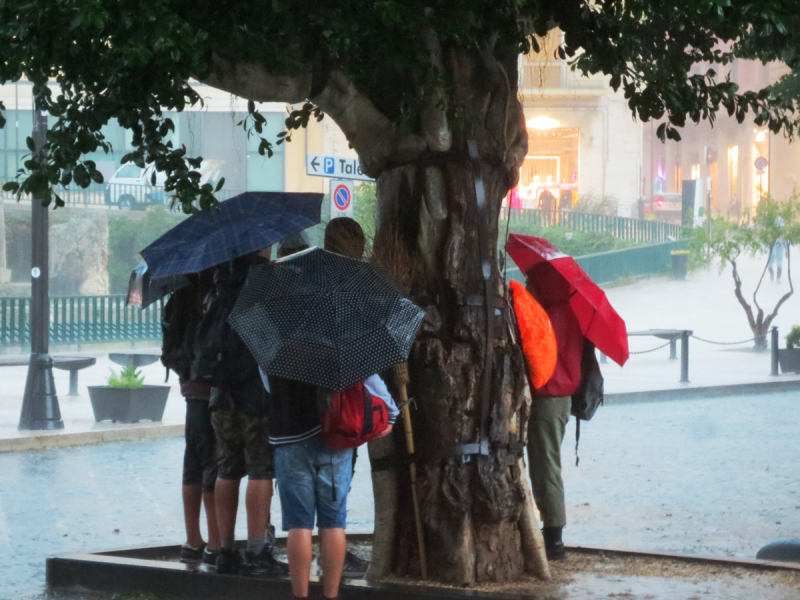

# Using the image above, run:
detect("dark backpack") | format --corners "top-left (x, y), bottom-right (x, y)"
top-left (161, 286), bottom-right (200, 380)
top-left (571, 339), bottom-right (604, 466)
top-left (320, 382), bottom-right (391, 450)
top-left (190, 264), bottom-right (258, 387)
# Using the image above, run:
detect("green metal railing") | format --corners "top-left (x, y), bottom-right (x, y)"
top-left (0, 295), bottom-right (161, 349)
top-left (506, 240), bottom-right (690, 286)
top-left (505, 210), bottom-right (687, 243)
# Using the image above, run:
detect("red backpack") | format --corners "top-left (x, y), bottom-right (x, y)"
top-left (321, 382), bottom-right (390, 450)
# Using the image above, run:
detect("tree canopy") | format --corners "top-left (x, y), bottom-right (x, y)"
top-left (2, 0), bottom-right (800, 208)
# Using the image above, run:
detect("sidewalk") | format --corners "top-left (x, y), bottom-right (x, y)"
top-left (0, 348), bottom-right (186, 452)
top-left (600, 253), bottom-right (800, 393)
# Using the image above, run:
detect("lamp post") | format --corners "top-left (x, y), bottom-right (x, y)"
top-left (18, 108), bottom-right (63, 430)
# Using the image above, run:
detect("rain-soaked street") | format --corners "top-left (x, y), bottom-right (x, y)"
top-left (2, 391), bottom-right (799, 599)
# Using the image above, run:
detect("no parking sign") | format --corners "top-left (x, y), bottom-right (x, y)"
top-left (330, 180), bottom-right (354, 219)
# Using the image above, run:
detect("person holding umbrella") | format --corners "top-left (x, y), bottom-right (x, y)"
top-left (506, 234), bottom-right (629, 561)
top-left (523, 267), bottom-right (583, 561)
top-left (229, 247), bottom-right (426, 599)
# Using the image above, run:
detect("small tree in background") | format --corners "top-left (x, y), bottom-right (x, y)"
top-left (692, 195), bottom-right (800, 349)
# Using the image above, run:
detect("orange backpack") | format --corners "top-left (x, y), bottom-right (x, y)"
top-left (509, 280), bottom-right (557, 389)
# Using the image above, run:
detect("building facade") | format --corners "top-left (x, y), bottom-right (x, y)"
top-left (643, 60), bottom-right (796, 219)
top-left (517, 33), bottom-right (644, 215)
top-left (0, 81), bottom-right (326, 198)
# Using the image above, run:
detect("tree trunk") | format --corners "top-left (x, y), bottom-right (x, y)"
top-left (369, 46), bottom-right (540, 584)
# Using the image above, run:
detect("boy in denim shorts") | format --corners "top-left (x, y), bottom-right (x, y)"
top-left (267, 374), bottom-right (396, 600)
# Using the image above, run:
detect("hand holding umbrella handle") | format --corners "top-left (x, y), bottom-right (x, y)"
top-left (393, 361), bottom-right (428, 579)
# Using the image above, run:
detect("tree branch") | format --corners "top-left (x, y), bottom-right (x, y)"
top-left (731, 259), bottom-right (757, 332)
top-left (205, 52), bottom-right (313, 104)
top-left (752, 244), bottom-right (773, 314)
top-left (203, 54), bottom-right (426, 177)
top-left (311, 70), bottom-right (426, 176)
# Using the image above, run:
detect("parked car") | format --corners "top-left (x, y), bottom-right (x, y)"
top-left (104, 160), bottom-right (224, 210)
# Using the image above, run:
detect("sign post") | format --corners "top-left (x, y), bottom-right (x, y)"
top-left (330, 180), bottom-right (355, 219)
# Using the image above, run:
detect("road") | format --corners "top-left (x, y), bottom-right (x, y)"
top-left (1, 391), bottom-right (799, 599)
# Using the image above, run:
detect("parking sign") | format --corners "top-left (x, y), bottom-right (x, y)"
top-left (330, 180), bottom-right (354, 219)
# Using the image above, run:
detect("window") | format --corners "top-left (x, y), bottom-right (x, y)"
top-left (116, 164), bottom-right (142, 179)
top-left (691, 164), bottom-right (701, 180)
top-left (245, 113), bottom-right (285, 192)
top-left (727, 145), bottom-right (738, 199)
top-left (673, 166), bottom-right (682, 193)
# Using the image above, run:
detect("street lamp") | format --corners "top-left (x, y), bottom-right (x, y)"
top-left (18, 108), bottom-right (63, 430)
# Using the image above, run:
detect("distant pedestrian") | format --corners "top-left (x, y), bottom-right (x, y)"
top-left (160, 277), bottom-right (220, 566)
top-left (525, 271), bottom-right (584, 561)
top-left (539, 189), bottom-right (556, 212)
top-left (192, 249), bottom-right (287, 576)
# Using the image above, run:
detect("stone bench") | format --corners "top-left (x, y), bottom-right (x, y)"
top-left (0, 355), bottom-right (97, 396)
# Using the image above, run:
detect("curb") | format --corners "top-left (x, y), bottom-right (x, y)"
top-left (605, 378), bottom-right (800, 405)
top-left (0, 423), bottom-right (184, 454)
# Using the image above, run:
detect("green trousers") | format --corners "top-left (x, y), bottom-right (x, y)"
top-left (527, 396), bottom-right (571, 528)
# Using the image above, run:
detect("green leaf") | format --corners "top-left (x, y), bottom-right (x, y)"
top-left (215, 177), bottom-right (225, 192)
top-left (2, 181), bottom-right (19, 192)
top-left (26, 136), bottom-right (36, 152)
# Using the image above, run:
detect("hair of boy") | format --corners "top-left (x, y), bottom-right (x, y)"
top-left (324, 217), bottom-right (365, 260)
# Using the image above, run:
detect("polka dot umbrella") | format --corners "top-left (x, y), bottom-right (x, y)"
top-left (229, 248), bottom-right (426, 391)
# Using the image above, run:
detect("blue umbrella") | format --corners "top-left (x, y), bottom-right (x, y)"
top-left (140, 192), bottom-right (323, 278)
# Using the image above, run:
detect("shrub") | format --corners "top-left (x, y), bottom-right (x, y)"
top-left (786, 326), bottom-right (800, 350)
top-left (108, 364), bottom-right (145, 388)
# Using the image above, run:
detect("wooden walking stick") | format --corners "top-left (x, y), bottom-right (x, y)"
top-left (393, 361), bottom-right (428, 579)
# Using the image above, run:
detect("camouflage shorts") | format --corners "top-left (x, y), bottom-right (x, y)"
top-left (211, 409), bottom-right (274, 480)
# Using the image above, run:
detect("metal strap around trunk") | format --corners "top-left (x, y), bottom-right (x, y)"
top-left (467, 139), bottom-right (495, 452)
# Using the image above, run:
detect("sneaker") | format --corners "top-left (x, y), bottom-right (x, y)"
top-left (342, 550), bottom-right (369, 578)
top-left (179, 543), bottom-right (205, 562)
top-left (542, 527), bottom-right (566, 561)
top-left (242, 545), bottom-right (290, 576)
top-left (216, 548), bottom-right (243, 574)
top-left (203, 548), bottom-right (220, 567)
top-left (265, 524), bottom-right (276, 553)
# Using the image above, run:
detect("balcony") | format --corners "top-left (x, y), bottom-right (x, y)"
top-left (518, 60), bottom-right (607, 96)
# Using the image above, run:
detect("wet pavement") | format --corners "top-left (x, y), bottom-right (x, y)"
top-left (2, 391), bottom-right (799, 599)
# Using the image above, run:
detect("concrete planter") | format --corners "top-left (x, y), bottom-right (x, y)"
top-left (88, 385), bottom-right (170, 423)
top-left (778, 348), bottom-right (800, 374)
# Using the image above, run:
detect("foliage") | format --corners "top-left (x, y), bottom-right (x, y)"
top-left (571, 191), bottom-right (618, 216)
top-left (2, 1), bottom-right (800, 208)
top-left (502, 222), bottom-right (639, 258)
top-left (691, 194), bottom-right (800, 345)
top-left (107, 364), bottom-right (145, 389)
top-left (108, 208), bottom-right (185, 293)
top-left (354, 182), bottom-right (378, 244)
top-left (786, 326), bottom-right (800, 350)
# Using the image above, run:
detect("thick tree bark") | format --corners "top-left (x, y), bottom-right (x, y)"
top-left (202, 39), bottom-right (545, 586)
top-left (370, 47), bottom-right (545, 584)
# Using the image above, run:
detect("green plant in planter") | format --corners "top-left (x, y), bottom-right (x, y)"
top-left (786, 326), bottom-right (800, 349)
top-left (108, 365), bottom-right (145, 389)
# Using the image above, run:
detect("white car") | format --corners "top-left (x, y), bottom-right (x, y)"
top-left (104, 160), bottom-right (224, 210)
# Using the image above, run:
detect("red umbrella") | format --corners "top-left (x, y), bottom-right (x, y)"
top-left (505, 234), bottom-right (629, 366)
